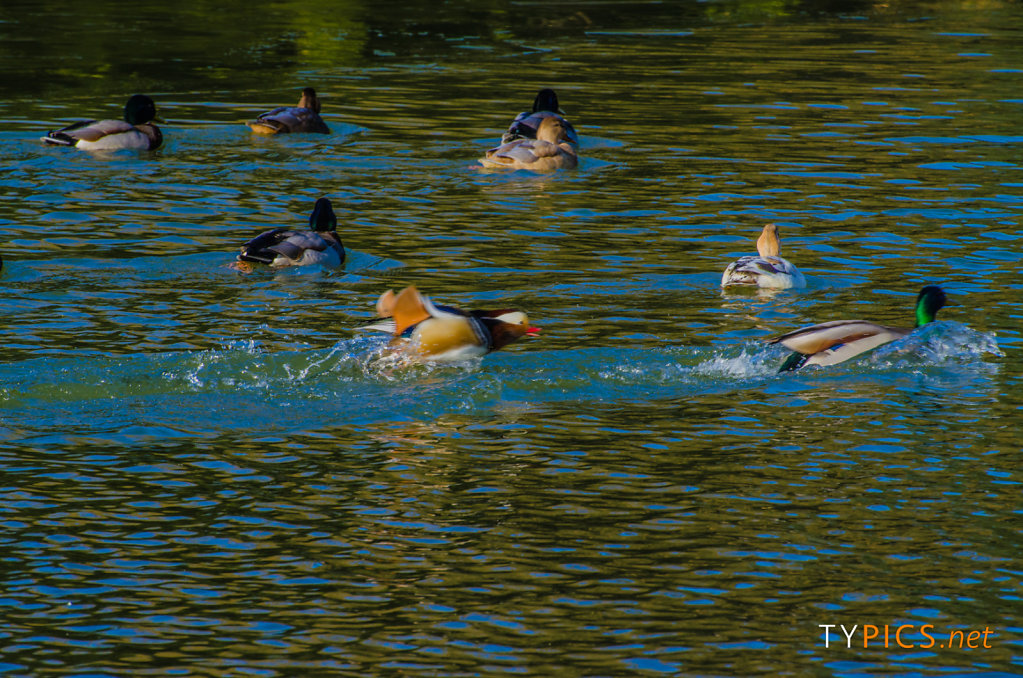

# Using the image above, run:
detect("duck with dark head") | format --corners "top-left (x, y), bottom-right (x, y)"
top-left (235, 197), bottom-right (345, 270)
top-left (365, 286), bottom-right (540, 362)
top-left (502, 88), bottom-right (579, 147)
top-left (246, 87), bottom-right (330, 135)
top-left (771, 286), bottom-right (948, 371)
top-left (41, 94), bottom-right (163, 151)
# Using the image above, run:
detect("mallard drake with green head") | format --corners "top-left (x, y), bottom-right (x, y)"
top-left (41, 94), bottom-right (162, 151)
top-left (236, 197), bottom-right (345, 269)
top-left (722, 223), bottom-right (805, 289)
top-left (246, 87), bottom-right (330, 134)
top-left (771, 285), bottom-right (948, 371)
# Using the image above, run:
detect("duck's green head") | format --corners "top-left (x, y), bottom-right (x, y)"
top-left (124, 94), bottom-right (157, 125)
top-left (533, 88), bottom-right (560, 113)
top-left (915, 285), bottom-right (947, 326)
top-left (309, 197), bottom-right (337, 232)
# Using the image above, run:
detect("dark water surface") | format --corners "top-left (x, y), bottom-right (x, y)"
top-left (1, 0), bottom-right (1021, 675)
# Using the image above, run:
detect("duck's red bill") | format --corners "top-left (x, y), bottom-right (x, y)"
top-left (526, 326), bottom-right (541, 336)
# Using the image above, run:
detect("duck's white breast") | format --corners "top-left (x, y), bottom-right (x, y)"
top-left (75, 129), bottom-right (152, 151)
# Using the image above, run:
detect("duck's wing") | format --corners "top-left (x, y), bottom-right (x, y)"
top-left (523, 139), bottom-right (564, 159)
top-left (771, 320), bottom-right (907, 355)
top-left (722, 255), bottom-right (764, 285)
top-left (238, 228), bottom-right (289, 263)
top-left (480, 140), bottom-right (518, 167)
top-left (248, 106), bottom-right (329, 134)
top-left (722, 255), bottom-right (804, 288)
top-left (502, 111), bottom-right (578, 145)
top-left (285, 107), bottom-right (329, 133)
top-left (238, 227), bottom-right (323, 259)
top-left (760, 256), bottom-right (804, 287)
top-left (42, 118), bottom-right (131, 145)
top-left (248, 106), bottom-right (294, 133)
top-left (485, 138), bottom-right (560, 164)
top-left (268, 230), bottom-right (334, 260)
top-left (390, 286), bottom-right (434, 337)
top-left (366, 288), bottom-right (470, 339)
top-left (361, 289), bottom-right (461, 336)
top-left (804, 331), bottom-right (908, 367)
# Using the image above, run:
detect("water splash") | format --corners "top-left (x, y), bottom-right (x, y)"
top-left (870, 321), bottom-right (1003, 365)
top-left (0, 323), bottom-right (1004, 437)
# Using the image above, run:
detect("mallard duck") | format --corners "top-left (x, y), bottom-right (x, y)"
top-left (722, 223), bottom-right (805, 289)
top-left (40, 94), bottom-right (162, 151)
top-left (770, 285), bottom-right (947, 371)
top-left (246, 87), bottom-right (330, 134)
top-left (502, 88), bottom-right (579, 146)
top-left (480, 116), bottom-right (578, 171)
top-left (365, 286), bottom-right (539, 362)
top-left (236, 197), bottom-right (344, 268)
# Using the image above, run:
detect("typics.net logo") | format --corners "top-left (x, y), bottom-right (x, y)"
top-left (820, 624), bottom-right (995, 650)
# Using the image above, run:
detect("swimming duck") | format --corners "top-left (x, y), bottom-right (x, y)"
top-left (246, 87), bottom-right (330, 134)
top-left (41, 94), bottom-right (162, 151)
top-left (721, 223), bottom-right (806, 289)
top-left (480, 116), bottom-right (578, 171)
top-left (366, 286), bottom-right (539, 362)
top-left (236, 197), bottom-right (345, 268)
top-left (770, 285), bottom-right (947, 371)
top-left (502, 88), bottom-right (579, 147)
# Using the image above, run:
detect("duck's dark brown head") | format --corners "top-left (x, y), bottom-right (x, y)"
top-left (299, 87), bottom-right (322, 113)
top-left (479, 310), bottom-right (540, 351)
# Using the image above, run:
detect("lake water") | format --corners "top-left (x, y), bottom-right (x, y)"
top-left (1, 0), bottom-right (1021, 675)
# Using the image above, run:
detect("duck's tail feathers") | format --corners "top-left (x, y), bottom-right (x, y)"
top-left (356, 318), bottom-right (398, 334)
top-left (479, 154), bottom-right (514, 168)
top-left (41, 133), bottom-right (75, 146)
top-left (779, 352), bottom-right (809, 372)
top-left (236, 252), bottom-right (275, 265)
top-left (246, 120), bottom-right (285, 135)
top-left (237, 228), bottom-right (289, 264)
